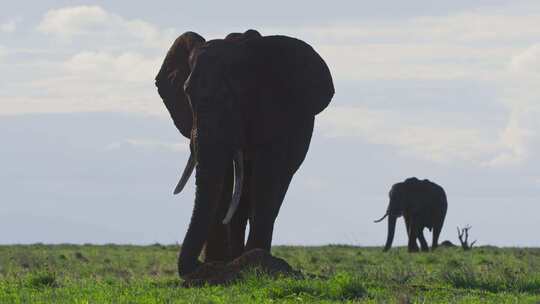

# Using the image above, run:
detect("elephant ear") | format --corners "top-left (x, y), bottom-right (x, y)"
top-left (155, 32), bottom-right (205, 138)
top-left (244, 35), bottom-right (334, 116)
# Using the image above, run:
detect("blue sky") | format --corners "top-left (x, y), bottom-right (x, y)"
top-left (1, 1), bottom-right (539, 246)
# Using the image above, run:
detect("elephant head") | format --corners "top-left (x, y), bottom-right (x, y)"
top-left (374, 183), bottom-right (407, 251)
top-left (155, 30), bottom-right (334, 276)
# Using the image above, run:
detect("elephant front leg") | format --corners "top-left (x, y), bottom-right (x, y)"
top-left (407, 219), bottom-right (420, 253)
top-left (204, 221), bottom-right (230, 262)
top-left (404, 216), bottom-right (411, 237)
top-left (204, 164), bottom-right (234, 262)
top-left (205, 160), bottom-right (250, 261)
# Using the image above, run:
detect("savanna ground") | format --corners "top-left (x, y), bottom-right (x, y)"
top-left (0, 244), bottom-right (539, 303)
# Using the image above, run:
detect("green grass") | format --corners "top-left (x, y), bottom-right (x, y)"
top-left (1, 244), bottom-right (540, 303)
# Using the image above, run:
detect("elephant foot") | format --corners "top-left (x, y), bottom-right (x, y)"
top-left (408, 247), bottom-right (420, 253)
top-left (178, 258), bottom-right (202, 278)
top-left (181, 248), bottom-right (303, 287)
top-left (181, 261), bottom-right (230, 286)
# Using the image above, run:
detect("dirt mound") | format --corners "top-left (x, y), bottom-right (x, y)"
top-left (182, 248), bottom-right (302, 287)
top-left (440, 240), bottom-right (456, 247)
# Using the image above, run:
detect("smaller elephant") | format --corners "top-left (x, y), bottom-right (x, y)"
top-left (374, 177), bottom-right (447, 252)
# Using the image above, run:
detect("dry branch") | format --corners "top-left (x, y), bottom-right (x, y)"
top-left (457, 225), bottom-right (476, 250)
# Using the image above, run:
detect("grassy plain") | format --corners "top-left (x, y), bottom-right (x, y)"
top-left (0, 244), bottom-right (539, 303)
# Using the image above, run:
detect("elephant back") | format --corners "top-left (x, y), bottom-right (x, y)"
top-left (245, 35), bottom-right (335, 116)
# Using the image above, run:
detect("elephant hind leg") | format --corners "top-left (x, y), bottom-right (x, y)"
top-left (245, 164), bottom-right (293, 251)
top-left (417, 228), bottom-right (429, 252)
top-left (431, 224), bottom-right (442, 251)
top-left (432, 195), bottom-right (448, 251)
top-left (245, 118), bottom-right (313, 252)
top-left (404, 216), bottom-right (410, 238)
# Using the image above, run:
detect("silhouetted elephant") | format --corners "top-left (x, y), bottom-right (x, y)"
top-left (374, 177), bottom-right (447, 252)
top-left (155, 30), bottom-right (334, 277)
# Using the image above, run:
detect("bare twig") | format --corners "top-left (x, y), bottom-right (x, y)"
top-left (457, 225), bottom-right (476, 251)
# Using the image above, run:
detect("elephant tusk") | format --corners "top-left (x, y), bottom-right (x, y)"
top-left (374, 213), bottom-right (388, 223)
top-left (222, 150), bottom-right (244, 224)
top-left (173, 152), bottom-right (196, 195)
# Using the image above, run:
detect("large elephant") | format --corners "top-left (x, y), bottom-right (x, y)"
top-left (155, 30), bottom-right (334, 277)
top-left (374, 177), bottom-right (447, 252)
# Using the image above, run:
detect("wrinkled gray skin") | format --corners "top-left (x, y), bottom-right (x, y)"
top-left (375, 177), bottom-right (448, 252)
top-left (155, 30), bottom-right (334, 277)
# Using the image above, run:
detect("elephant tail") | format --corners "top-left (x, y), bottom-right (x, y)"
top-left (374, 213), bottom-right (388, 223)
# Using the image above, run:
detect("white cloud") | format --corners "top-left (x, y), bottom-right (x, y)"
top-left (307, 8), bottom-right (540, 167)
top-left (0, 49), bottom-right (164, 115)
top-left (2, 3), bottom-right (540, 169)
top-left (1, 4), bottom-right (172, 116)
top-left (487, 44), bottom-right (540, 166)
top-left (316, 41), bottom-right (540, 167)
top-left (509, 44), bottom-right (540, 74)
top-left (287, 9), bottom-right (539, 83)
top-left (4, 5), bottom-right (179, 116)
top-left (37, 6), bottom-right (109, 37)
top-left (0, 51), bottom-right (165, 115)
top-left (37, 5), bottom-right (174, 48)
top-left (63, 51), bottom-right (160, 83)
top-left (318, 106), bottom-right (500, 164)
top-left (487, 112), bottom-right (533, 166)
top-left (0, 19), bottom-right (18, 33)
top-left (317, 43), bottom-right (513, 81)
top-left (298, 11), bottom-right (540, 45)
top-left (290, 14), bottom-right (531, 164)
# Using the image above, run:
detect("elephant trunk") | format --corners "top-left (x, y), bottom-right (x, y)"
top-left (383, 215), bottom-right (397, 252)
top-left (177, 144), bottom-right (229, 277)
top-left (374, 212), bottom-right (388, 223)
